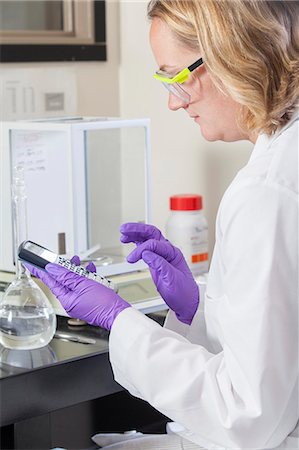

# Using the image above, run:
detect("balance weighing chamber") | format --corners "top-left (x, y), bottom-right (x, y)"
top-left (1, 117), bottom-right (165, 315)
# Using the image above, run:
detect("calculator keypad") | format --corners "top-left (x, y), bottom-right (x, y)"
top-left (57, 256), bottom-right (115, 291)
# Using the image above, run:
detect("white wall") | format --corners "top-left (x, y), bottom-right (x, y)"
top-left (0, 0), bottom-right (253, 259)
top-left (118, 1), bottom-right (253, 257)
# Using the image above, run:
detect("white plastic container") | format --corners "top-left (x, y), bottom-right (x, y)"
top-left (166, 194), bottom-right (209, 276)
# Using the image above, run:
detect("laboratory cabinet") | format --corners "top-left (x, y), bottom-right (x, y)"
top-left (0, 315), bottom-right (169, 450)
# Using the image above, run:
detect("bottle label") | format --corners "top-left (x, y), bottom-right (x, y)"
top-left (192, 252), bottom-right (209, 263)
top-left (167, 226), bottom-right (209, 276)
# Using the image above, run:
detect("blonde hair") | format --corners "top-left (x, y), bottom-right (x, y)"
top-left (148, 0), bottom-right (299, 135)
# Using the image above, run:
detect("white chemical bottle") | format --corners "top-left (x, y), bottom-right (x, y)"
top-left (166, 194), bottom-right (209, 276)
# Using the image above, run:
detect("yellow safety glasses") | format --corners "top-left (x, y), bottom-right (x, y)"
top-left (153, 57), bottom-right (204, 104)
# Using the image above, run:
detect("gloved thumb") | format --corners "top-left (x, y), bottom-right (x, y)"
top-left (127, 239), bottom-right (177, 264)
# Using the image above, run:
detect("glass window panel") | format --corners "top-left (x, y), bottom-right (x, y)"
top-left (84, 127), bottom-right (147, 264)
top-left (0, 1), bottom-right (64, 31)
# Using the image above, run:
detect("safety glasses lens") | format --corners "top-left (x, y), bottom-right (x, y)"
top-left (162, 82), bottom-right (191, 104)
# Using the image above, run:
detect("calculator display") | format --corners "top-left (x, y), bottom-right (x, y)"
top-left (22, 241), bottom-right (57, 263)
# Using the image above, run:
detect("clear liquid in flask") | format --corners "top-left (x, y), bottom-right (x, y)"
top-left (0, 278), bottom-right (56, 350)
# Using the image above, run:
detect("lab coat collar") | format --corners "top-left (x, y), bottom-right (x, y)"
top-left (250, 108), bottom-right (299, 162)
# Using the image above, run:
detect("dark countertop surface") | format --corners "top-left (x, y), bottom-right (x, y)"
top-left (0, 316), bottom-right (116, 426)
top-left (0, 316), bottom-right (111, 379)
top-left (0, 312), bottom-right (166, 427)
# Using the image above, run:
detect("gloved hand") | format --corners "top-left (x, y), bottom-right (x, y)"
top-left (120, 223), bottom-right (199, 325)
top-left (26, 256), bottom-right (131, 330)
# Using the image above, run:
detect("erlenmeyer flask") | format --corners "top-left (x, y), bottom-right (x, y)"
top-left (0, 166), bottom-right (56, 350)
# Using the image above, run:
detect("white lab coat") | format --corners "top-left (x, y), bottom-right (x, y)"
top-left (109, 111), bottom-right (299, 450)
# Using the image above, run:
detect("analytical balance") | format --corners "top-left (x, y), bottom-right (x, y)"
top-left (1, 117), bottom-right (165, 315)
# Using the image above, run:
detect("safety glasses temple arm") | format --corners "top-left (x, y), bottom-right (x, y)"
top-left (188, 58), bottom-right (203, 72)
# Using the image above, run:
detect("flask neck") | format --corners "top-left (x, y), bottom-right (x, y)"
top-left (15, 260), bottom-right (29, 280)
top-left (12, 167), bottom-right (29, 279)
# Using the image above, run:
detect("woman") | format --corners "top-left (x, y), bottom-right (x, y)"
top-left (28, 1), bottom-right (299, 448)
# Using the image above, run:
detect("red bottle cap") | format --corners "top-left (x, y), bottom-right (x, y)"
top-left (170, 194), bottom-right (203, 211)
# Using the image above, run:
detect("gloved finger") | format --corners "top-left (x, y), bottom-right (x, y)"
top-left (120, 222), bottom-right (166, 244)
top-left (46, 263), bottom-right (95, 292)
top-left (28, 264), bottom-right (75, 311)
top-left (25, 263), bottom-right (59, 290)
top-left (25, 262), bottom-right (71, 300)
top-left (71, 255), bottom-right (81, 266)
top-left (23, 261), bottom-right (40, 275)
top-left (86, 261), bottom-right (96, 273)
top-left (70, 256), bottom-right (96, 273)
top-left (127, 239), bottom-right (179, 264)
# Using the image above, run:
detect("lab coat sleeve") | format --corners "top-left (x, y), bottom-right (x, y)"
top-left (164, 286), bottom-right (215, 351)
top-left (163, 309), bottom-right (190, 338)
top-left (109, 183), bottom-right (298, 450)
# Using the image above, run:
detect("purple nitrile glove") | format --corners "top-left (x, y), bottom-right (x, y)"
top-left (26, 258), bottom-right (131, 330)
top-left (120, 223), bottom-right (199, 325)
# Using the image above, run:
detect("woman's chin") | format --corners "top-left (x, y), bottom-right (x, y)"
top-left (198, 124), bottom-right (220, 142)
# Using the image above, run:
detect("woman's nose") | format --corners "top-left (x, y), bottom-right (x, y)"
top-left (168, 92), bottom-right (187, 111)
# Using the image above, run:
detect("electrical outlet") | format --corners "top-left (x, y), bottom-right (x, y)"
top-left (45, 92), bottom-right (65, 111)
